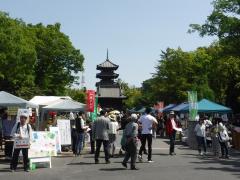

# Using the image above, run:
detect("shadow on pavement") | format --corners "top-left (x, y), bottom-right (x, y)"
top-left (190, 156), bottom-right (240, 178)
top-left (67, 162), bottom-right (97, 165)
top-left (99, 168), bottom-right (127, 171)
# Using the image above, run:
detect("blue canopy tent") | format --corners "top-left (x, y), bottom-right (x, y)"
top-left (171, 102), bottom-right (189, 112)
top-left (181, 99), bottom-right (232, 113)
top-left (161, 104), bottom-right (177, 113)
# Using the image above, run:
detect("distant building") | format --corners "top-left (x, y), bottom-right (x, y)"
top-left (96, 51), bottom-right (126, 110)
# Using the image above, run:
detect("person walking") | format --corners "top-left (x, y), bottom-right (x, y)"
top-left (211, 118), bottom-right (221, 158)
top-left (92, 110), bottom-right (111, 164)
top-left (194, 118), bottom-right (207, 156)
top-left (10, 113), bottom-right (32, 172)
top-left (138, 107), bottom-right (158, 163)
top-left (166, 111), bottom-right (182, 155)
top-left (218, 120), bottom-right (230, 158)
top-left (75, 112), bottom-right (88, 156)
top-left (108, 114), bottom-right (119, 157)
top-left (122, 114), bottom-right (139, 170)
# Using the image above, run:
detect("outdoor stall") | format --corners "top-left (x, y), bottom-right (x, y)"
top-left (180, 99), bottom-right (232, 149)
top-left (0, 91), bottom-right (38, 158)
top-left (41, 99), bottom-right (86, 150)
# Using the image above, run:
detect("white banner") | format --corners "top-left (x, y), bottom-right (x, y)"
top-left (57, 119), bottom-right (71, 145)
top-left (49, 127), bottom-right (62, 153)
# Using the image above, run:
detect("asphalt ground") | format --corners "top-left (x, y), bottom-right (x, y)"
top-left (0, 136), bottom-right (239, 180)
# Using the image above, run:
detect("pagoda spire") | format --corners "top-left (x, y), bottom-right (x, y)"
top-left (106, 49), bottom-right (109, 60)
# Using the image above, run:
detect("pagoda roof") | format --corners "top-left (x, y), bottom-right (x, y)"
top-left (97, 59), bottom-right (119, 70)
top-left (96, 72), bottom-right (119, 78)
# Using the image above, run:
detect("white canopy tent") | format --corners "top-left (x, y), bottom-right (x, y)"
top-left (29, 96), bottom-right (72, 106)
top-left (42, 99), bottom-right (86, 112)
top-left (0, 91), bottom-right (38, 108)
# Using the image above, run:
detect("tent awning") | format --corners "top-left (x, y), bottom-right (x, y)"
top-left (181, 99), bottom-right (232, 113)
top-left (29, 96), bottom-right (72, 106)
top-left (42, 99), bottom-right (85, 112)
top-left (171, 102), bottom-right (189, 112)
top-left (0, 91), bottom-right (38, 108)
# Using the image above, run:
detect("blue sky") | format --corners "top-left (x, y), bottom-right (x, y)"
top-left (1, 0), bottom-right (216, 89)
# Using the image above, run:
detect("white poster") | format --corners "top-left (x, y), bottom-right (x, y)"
top-left (49, 127), bottom-right (62, 153)
top-left (29, 131), bottom-right (57, 158)
top-left (57, 119), bottom-right (71, 145)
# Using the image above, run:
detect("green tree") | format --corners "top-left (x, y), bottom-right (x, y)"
top-left (66, 88), bottom-right (86, 103)
top-left (117, 79), bottom-right (142, 109)
top-left (30, 23), bottom-right (84, 96)
top-left (189, 0), bottom-right (240, 112)
top-left (0, 12), bottom-right (37, 99)
top-left (0, 11), bottom-right (85, 99)
top-left (143, 48), bottom-right (214, 105)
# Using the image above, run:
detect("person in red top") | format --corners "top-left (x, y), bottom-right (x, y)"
top-left (166, 111), bottom-right (182, 155)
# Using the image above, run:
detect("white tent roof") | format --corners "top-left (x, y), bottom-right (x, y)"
top-left (42, 99), bottom-right (85, 112)
top-left (29, 96), bottom-right (72, 106)
top-left (0, 91), bottom-right (38, 108)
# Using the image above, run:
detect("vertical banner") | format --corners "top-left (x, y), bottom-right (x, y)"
top-left (188, 91), bottom-right (198, 121)
top-left (86, 90), bottom-right (95, 112)
top-left (90, 96), bottom-right (98, 121)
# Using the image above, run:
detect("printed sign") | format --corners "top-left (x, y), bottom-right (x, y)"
top-left (49, 127), bottom-right (62, 153)
top-left (57, 119), bottom-right (71, 145)
top-left (7, 106), bottom-right (18, 116)
top-left (86, 90), bottom-right (95, 112)
top-left (28, 131), bottom-right (57, 158)
top-left (14, 138), bottom-right (30, 149)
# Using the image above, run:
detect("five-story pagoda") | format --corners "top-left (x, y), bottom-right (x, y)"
top-left (96, 51), bottom-right (126, 110)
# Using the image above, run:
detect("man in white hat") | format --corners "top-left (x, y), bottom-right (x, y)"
top-left (10, 113), bottom-right (32, 172)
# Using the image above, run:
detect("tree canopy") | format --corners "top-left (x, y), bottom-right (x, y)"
top-left (121, 1), bottom-right (240, 113)
top-left (0, 12), bottom-right (84, 99)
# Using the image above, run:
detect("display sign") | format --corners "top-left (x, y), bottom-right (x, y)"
top-left (86, 90), bottom-right (95, 112)
top-left (188, 91), bottom-right (198, 121)
top-left (90, 96), bottom-right (98, 121)
top-left (28, 131), bottom-right (57, 158)
top-left (14, 138), bottom-right (30, 149)
top-left (7, 106), bottom-right (18, 116)
top-left (49, 127), bottom-right (62, 153)
top-left (57, 119), bottom-right (71, 145)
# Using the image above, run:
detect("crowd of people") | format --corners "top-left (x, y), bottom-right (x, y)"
top-left (70, 107), bottom-right (183, 170)
top-left (0, 107), bottom-right (235, 172)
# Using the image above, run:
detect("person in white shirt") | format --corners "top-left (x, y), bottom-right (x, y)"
top-left (10, 113), bottom-right (32, 172)
top-left (194, 118), bottom-right (207, 155)
top-left (138, 107), bottom-right (157, 163)
top-left (218, 120), bottom-right (230, 158)
top-left (108, 114), bottom-right (119, 157)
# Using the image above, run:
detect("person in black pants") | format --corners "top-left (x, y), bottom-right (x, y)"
top-left (10, 113), bottom-right (32, 172)
top-left (122, 114), bottom-right (139, 170)
top-left (92, 110), bottom-right (110, 164)
top-left (138, 107), bottom-right (158, 163)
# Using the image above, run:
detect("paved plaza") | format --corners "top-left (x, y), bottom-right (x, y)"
top-left (0, 138), bottom-right (239, 180)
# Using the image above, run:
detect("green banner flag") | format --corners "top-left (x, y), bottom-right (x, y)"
top-left (188, 91), bottom-right (198, 121)
top-left (90, 96), bottom-right (98, 121)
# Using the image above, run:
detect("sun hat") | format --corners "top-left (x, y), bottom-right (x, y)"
top-left (131, 113), bottom-right (138, 120)
top-left (20, 113), bottom-right (29, 118)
